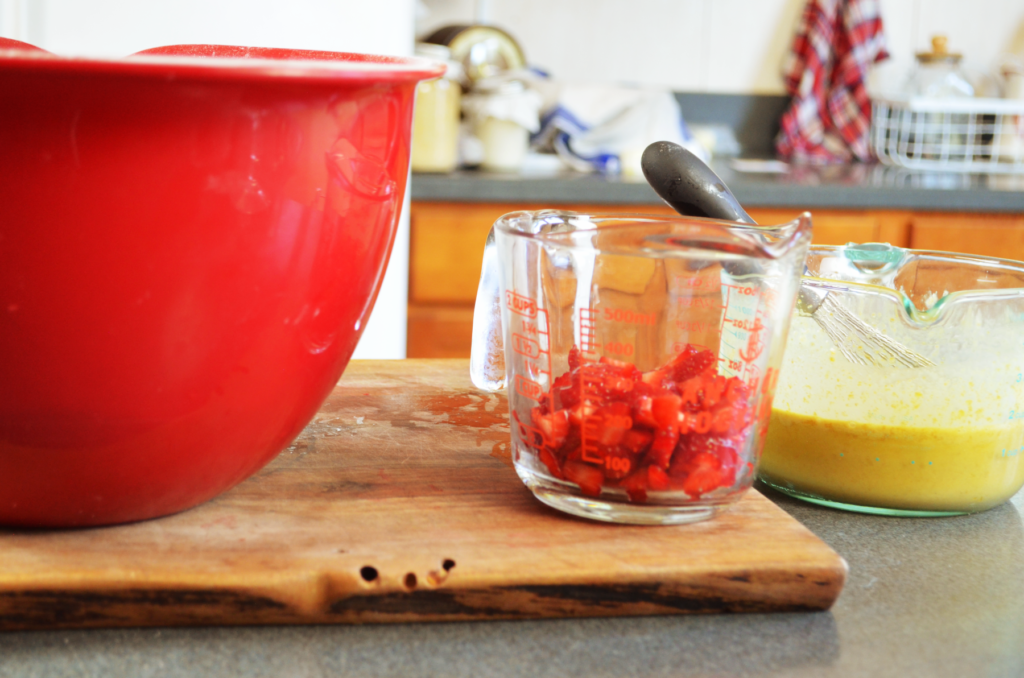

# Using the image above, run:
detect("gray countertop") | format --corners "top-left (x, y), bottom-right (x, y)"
top-left (3, 486), bottom-right (1022, 678)
top-left (410, 161), bottom-right (1024, 213)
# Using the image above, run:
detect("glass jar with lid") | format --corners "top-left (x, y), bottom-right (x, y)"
top-left (411, 44), bottom-right (463, 173)
top-left (905, 35), bottom-right (974, 98)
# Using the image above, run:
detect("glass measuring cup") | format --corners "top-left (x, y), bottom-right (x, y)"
top-left (470, 210), bottom-right (812, 524)
top-left (761, 244), bottom-right (1024, 516)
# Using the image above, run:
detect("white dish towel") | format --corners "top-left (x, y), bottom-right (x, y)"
top-left (534, 84), bottom-right (709, 175)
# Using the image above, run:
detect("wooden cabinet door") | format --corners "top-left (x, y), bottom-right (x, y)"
top-left (909, 213), bottom-right (1024, 261)
top-left (746, 208), bottom-right (912, 247)
top-left (407, 305), bottom-right (476, 359)
top-left (409, 202), bottom-right (516, 305)
top-left (409, 202), bottom-right (677, 305)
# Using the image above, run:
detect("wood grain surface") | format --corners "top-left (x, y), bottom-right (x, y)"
top-left (0, 360), bottom-right (847, 631)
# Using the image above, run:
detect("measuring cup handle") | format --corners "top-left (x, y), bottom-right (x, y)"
top-left (470, 225), bottom-right (506, 391)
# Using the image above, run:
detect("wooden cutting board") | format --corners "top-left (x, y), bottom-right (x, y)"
top-left (0, 359), bottom-right (846, 631)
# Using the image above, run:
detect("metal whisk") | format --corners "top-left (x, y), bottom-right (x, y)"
top-left (797, 287), bottom-right (934, 368)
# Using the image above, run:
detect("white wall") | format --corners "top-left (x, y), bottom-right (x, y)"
top-left (0, 0), bottom-right (414, 57)
top-left (419, 0), bottom-right (1024, 95)
top-left (0, 0), bottom-right (417, 359)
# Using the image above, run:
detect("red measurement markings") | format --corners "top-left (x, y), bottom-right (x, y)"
top-left (511, 333), bottom-right (543, 358)
top-left (515, 374), bottom-right (544, 401)
top-left (578, 366), bottom-right (604, 464)
top-left (739, 327), bottom-right (765, 363)
top-left (676, 296), bottom-right (724, 310)
top-left (726, 318), bottom-right (764, 332)
top-left (505, 291), bottom-right (537, 318)
top-left (578, 307), bottom-right (598, 356)
top-left (676, 320), bottom-right (708, 332)
top-left (674, 274), bottom-right (717, 289)
top-left (604, 341), bottom-right (634, 357)
top-left (505, 292), bottom-right (553, 403)
top-left (512, 410), bottom-right (547, 450)
top-left (672, 341), bottom-right (712, 354)
top-left (603, 307), bottom-right (656, 325)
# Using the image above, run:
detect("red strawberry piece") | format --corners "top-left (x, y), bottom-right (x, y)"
top-left (538, 447), bottom-right (564, 479)
top-left (632, 394), bottom-right (658, 428)
top-left (568, 344), bottom-right (582, 371)
top-left (620, 467), bottom-right (650, 503)
top-left (590, 402), bottom-right (632, 447)
top-left (651, 393), bottom-right (682, 431)
top-left (606, 375), bottom-right (636, 399)
top-left (564, 460), bottom-right (604, 497)
top-left (679, 375), bottom-right (706, 410)
top-left (647, 426), bottom-right (680, 469)
top-left (701, 374), bottom-right (729, 408)
top-left (629, 379), bottom-right (654, 400)
top-left (672, 348), bottom-right (717, 383)
top-left (647, 465), bottom-right (670, 491)
top-left (532, 408), bottom-right (570, 449)
top-left (620, 428), bottom-right (654, 455)
top-left (717, 445), bottom-right (740, 487)
top-left (722, 376), bottom-right (750, 404)
top-left (682, 463), bottom-right (724, 498)
top-left (551, 370), bottom-right (578, 409)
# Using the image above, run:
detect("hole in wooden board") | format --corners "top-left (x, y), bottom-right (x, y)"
top-left (360, 566), bottom-right (379, 583)
top-left (427, 558), bottom-right (457, 586)
top-left (404, 572), bottom-right (418, 589)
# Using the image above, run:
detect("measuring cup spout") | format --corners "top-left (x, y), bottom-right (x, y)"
top-left (470, 226), bottom-right (506, 391)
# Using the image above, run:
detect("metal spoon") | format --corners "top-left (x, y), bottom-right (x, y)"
top-left (640, 141), bottom-right (933, 368)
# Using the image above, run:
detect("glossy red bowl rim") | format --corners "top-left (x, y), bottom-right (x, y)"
top-left (0, 40), bottom-right (445, 84)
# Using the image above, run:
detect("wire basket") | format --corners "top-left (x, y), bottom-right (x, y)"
top-left (871, 96), bottom-right (1024, 173)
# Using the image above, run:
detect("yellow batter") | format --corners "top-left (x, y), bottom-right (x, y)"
top-left (760, 315), bottom-right (1024, 514)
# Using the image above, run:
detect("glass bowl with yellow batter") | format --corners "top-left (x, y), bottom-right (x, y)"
top-left (759, 244), bottom-right (1024, 516)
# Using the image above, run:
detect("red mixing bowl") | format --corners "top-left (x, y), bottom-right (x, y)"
top-left (0, 43), bottom-right (443, 527)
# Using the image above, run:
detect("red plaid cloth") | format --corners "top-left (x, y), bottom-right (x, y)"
top-left (775, 0), bottom-right (888, 164)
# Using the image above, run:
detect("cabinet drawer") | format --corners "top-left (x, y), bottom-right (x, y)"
top-left (409, 202), bottom-right (676, 304)
top-left (410, 203), bottom-right (520, 304)
top-left (909, 213), bottom-right (1024, 261)
top-left (747, 208), bottom-right (893, 246)
top-left (407, 304), bottom-right (474, 358)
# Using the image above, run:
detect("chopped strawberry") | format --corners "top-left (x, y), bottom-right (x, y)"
top-left (527, 343), bottom-right (754, 504)
top-left (567, 344), bottom-right (582, 371)
top-left (632, 394), bottom-right (658, 428)
top-left (620, 428), bottom-right (654, 455)
top-left (679, 450), bottom-right (729, 499)
top-left (592, 402), bottom-right (632, 447)
top-left (538, 447), bottom-right (564, 479)
top-left (564, 460), bottom-right (604, 497)
top-left (682, 464), bottom-right (723, 498)
top-left (651, 394), bottom-right (682, 431)
top-left (551, 370), bottom-right (579, 409)
top-left (647, 426), bottom-right (680, 469)
top-left (670, 347), bottom-right (717, 382)
top-left (647, 465), bottom-right (670, 491)
top-left (620, 468), bottom-right (649, 503)
top-left (533, 408), bottom-right (570, 449)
